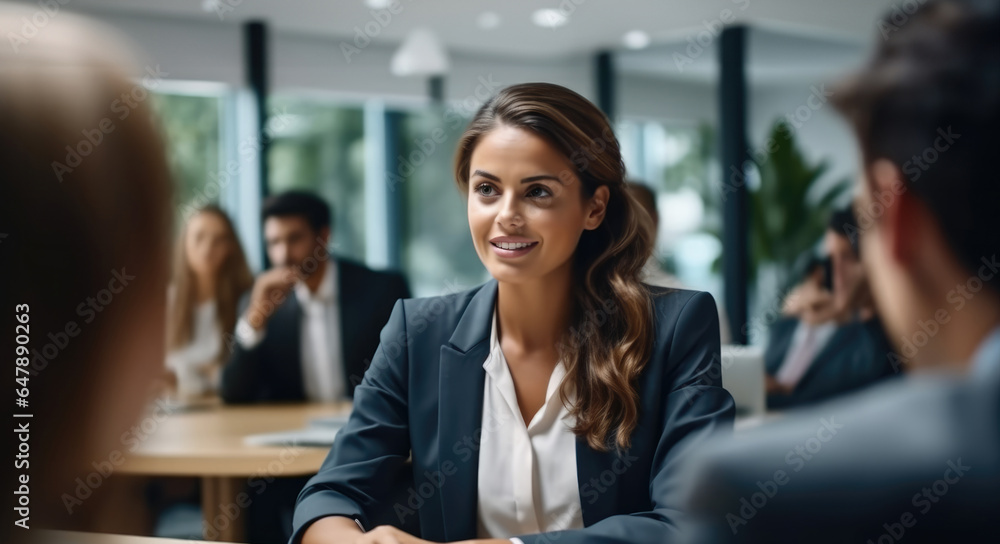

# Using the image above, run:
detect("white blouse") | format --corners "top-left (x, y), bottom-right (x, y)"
top-left (476, 306), bottom-right (585, 542)
top-left (165, 299), bottom-right (222, 398)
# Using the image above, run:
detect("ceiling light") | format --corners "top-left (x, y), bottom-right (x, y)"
top-left (532, 9), bottom-right (568, 29)
top-left (391, 28), bottom-right (450, 77)
top-left (623, 30), bottom-right (650, 49)
top-left (365, 0), bottom-right (395, 9)
top-left (478, 12), bottom-right (501, 29)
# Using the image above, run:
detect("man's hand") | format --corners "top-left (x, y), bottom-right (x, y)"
top-left (765, 374), bottom-right (792, 395)
top-left (244, 266), bottom-right (298, 331)
top-left (302, 517), bottom-right (437, 544)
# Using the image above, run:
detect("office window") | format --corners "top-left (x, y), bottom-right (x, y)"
top-left (618, 119), bottom-right (723, 299)
top-left (396, 108), bottom-right (486, 297)
top-left (150, 92), bottom-right (223, 216)
top-left (267, 96), bottom-right (367, 263)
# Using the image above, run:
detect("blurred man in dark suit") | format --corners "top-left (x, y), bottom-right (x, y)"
top-left (684, 1), bottom-right (1000, 542)
top-left (221, 191), bottom-right (410, 404)
top-left (219, 191), bottom-right (410, 543)
top-left (765, 207), bottom-right (897, 409)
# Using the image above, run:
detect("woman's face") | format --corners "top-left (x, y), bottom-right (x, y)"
top-left (467, 124), bottom-right (608, 285)
top-left (184, 212), bottom-right (232, 278)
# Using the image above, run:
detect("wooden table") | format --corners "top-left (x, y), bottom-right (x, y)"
top-left (119, 402), bottom-right (349, 542)
top-left (28, 529), bottom-right (223, 544)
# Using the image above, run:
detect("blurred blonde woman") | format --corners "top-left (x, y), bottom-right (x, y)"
top-left (166, 205), bottom-right (253, 399)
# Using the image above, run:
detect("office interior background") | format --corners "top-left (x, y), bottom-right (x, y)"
top-left (52, 0), bottom-right (893, 339)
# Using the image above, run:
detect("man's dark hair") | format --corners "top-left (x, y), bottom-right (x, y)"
top-left (828, 206), bottom-right (860, 256)
top-left (261, 191), bottom-right (332, 233)
top-left (832, 0), bottom-right (999, 289)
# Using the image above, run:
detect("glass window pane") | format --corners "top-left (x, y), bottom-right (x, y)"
top-left (149, 93), bottom-right (222, 215)
top-left (620, 119), bottom-right (723, 301)
top-left (397, 109), bottom-right (486, 297)
top-left (267, 97), bottom-right (366, 263)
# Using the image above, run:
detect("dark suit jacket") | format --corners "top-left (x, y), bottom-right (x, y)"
top-left (220, 258), bottom-right (410, 403)
top-left (683, 363), bottom-right (1000, 543)
top-left (291, 280), bottom-right (735, 544)
top-left (765, 316), bottom-right (896, 409)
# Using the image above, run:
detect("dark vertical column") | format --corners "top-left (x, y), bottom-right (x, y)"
top-left (719, 25), bottom-right (749, 344)
top-left (595, 50), bottom-right (615, 120)
top-left (428, 75), bottom-right (445, 105)
top-left (245, 20), bottom-right (270, 266)
top-left (384, 110), bottom-right (404, 270)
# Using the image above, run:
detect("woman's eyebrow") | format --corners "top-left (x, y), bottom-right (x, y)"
top-left (471, 169), bottom-right (500, 181)
top-left (471, 170), bottom-right (564, 185)
top-left (520, 174), bottom-right (564, 185)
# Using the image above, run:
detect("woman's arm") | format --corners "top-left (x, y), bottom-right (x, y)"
top-left (510, 291), bottom-right (736, 544)
top-left (293, 299), bottom-right (417, 543)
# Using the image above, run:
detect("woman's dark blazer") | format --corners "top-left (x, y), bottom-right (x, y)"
top-left (292, 279), bottom-right (735, 544)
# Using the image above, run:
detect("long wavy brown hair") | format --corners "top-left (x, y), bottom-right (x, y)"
top-left (454, 83), bottom-right (656, 451)
top-left (167, 205), bottom-right (253, 359)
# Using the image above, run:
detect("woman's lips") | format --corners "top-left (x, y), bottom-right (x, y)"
top-left (489, 241), bottom-right (538, 258)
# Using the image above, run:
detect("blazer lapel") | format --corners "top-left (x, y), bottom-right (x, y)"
top-left (437, 280), bottom-right (497, 542)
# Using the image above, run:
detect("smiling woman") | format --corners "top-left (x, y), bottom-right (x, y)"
top-left (294, 83), bottom-right (734, 544)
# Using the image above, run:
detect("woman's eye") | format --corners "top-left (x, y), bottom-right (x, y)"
top-left (475, 183), bottom-right (496, 197)
top-left (527, 186), bottom-right (551, 198)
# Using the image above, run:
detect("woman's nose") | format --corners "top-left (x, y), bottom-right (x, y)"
top-left (496, 196), bottom-right (523, 228)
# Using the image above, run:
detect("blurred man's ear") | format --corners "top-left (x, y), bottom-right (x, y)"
top-left (870, 159), bottom-right (920, 267)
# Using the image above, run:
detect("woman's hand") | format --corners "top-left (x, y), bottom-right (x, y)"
top-left (353, 526), bottom-right (437, 544)
top-left (302, 516), bottom-right (438, 544)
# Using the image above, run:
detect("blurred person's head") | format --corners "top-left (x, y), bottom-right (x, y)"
top-left (454, 82), bottom-right (656, 450)
top-left (0, 4), bottom-right (171, 536)
top-left (261, 191), bottom-right (331, 273)
top-left (168, 205), bottom-right (253, 355)
top-left (627, 181), bottom-right (660, 234)
top-left (825, 207), bottom-right (864, 310)
top-left (834, 0), bottom-right (1000, 367)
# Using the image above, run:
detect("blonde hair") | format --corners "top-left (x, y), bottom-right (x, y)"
top-left (168, 205), bottom-right (253, 359)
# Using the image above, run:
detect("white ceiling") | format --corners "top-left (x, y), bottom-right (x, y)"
top-left (63, 0), bottom-right (892, 55)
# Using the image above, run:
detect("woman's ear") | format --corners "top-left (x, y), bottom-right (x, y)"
top-left (584, 185), bottom-right (610, 230)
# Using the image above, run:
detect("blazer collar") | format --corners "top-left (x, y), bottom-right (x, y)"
top-left (447, 278), bottom-right (498, 353)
